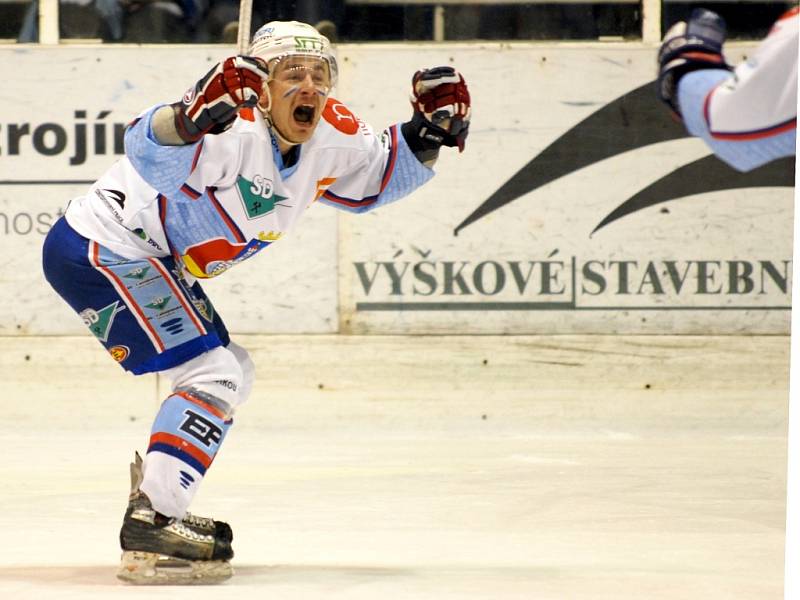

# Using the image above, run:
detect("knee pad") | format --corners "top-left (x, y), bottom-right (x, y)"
top-left (160, 345), bottom-right (250, 414)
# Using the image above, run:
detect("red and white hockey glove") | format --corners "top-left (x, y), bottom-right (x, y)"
top-left (402, 66), bottom-right (471, 162)
top-left (657, 9), bottom-right (732, 117)
top-left (173, 56), bottom-right (268, 143)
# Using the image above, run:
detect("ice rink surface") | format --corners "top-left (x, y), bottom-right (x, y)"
top-left (0, 334), bottom-right (790, 599)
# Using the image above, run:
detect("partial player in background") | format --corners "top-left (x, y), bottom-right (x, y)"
top-left (659, 11), bottom-right (797, 599)
top-left (41, 20), bottom-right (470, 584)
top-left (657, 7), bottom-right (797, 171)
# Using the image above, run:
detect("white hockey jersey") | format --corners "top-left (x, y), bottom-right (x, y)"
top-left (65, 99), bottom-right (433, 278)
top-left (678, 8), bottom-right (798, 171)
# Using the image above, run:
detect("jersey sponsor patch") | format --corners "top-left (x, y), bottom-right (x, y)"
top-left (314, 177), bottom-right (338, 200)
top-left (109, 345), bottom-right (130, 362)
top-left (322, 98), bottom-right (360, 134)
top-left (179, 409), bottom-right (224, 448)
top-left (102, 189), bottom-right (126, 208)
top-left (181, 237), bottom-right (274, 278)
top-left (122, 266), bottom-right (151, 281)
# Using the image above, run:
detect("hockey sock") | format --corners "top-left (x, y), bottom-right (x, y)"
top-left (140, 390), bottom-right (232, 518)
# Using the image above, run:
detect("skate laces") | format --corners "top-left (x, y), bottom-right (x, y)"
top-left (165, 519), bottom-right (214, 542)
top-left (183, 512), bottom-right (215, 529)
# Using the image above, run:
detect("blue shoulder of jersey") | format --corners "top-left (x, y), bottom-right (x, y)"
top-left (125, 105), bottom-right (202, 198)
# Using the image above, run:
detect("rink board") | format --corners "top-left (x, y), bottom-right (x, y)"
top-left (0, 42), bottom-right (793, 335)
top-left (3, 333), bottom-right (789, 433)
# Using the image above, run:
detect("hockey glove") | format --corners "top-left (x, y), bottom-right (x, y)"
top-left (401, 66), bottom-right (471, 164)
top-left (657, 9), bottom-right (732, 117)
top-left (173, 56), bottom-right (269, 143)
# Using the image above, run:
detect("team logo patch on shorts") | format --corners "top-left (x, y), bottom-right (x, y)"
top-left (109, 345), bottom-right (130, 362)
top-left (80, 301), bottom-right (126, 342)
top-left (145, 295), bottom-right (172, 312)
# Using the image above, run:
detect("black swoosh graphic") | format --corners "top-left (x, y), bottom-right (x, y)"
top-left (454, 82), bottom-right (686, 235)
top-left (455, 80), bottom-right (793, 236)
top-left (591, 155), bottom-right (796, 234)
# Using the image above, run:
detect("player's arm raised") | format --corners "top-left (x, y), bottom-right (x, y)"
top-left (401, 66), bottom-right (471, 167)
top-left (657, 8), bottom-right (797, 172)
top-left (657, 9), bottom-right (731, 118)
top-left (319, 66), bottom-right (471, 214)
top-left (123, 56), bottom-right (268, 199)
top-left (151, 56), bottom-right (269, 146)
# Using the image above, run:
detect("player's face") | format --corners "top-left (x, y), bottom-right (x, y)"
top-left (265, 56), bottom-right (331, 145)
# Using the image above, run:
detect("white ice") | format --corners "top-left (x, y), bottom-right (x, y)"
top-left (0, 335), bottom-right (789, 599)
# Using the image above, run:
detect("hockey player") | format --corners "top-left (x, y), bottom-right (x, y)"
top-left (41, 20), bottom-right (470, 584)
top-left (657, 7), bottom-right (797, 171)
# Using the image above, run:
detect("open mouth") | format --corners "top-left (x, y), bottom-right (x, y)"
top-left (293, 105), bottom-right (316, 125)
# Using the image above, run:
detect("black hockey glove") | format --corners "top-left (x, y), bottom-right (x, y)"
top-left (173, 56), bottom-right (268, 143)
top-left (657, 9), bottom-right (732, 117)
top-left (401, 66), bottom-right (471, 165)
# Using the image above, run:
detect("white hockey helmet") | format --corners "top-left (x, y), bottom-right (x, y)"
top-left (249, 20), bottom-right (338, 90)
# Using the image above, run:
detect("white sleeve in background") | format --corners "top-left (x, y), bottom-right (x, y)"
top-left (677, 10), bottom-right (798, 171)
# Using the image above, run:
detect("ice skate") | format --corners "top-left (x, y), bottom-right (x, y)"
top-left (116, 453), bottom-right (234, 584)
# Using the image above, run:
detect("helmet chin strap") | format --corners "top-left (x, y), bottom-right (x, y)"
top-left (257, 81), bottom-right (332, 151)
top-left (267, 113), bottom-right (303, 149)
top-left (256, 86), bottom-right (302, 150)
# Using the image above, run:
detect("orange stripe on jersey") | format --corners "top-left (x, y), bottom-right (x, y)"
top-left (239, 108), bottom-right (256, 122)
top-left (711, 118), bottom-right (796, 141)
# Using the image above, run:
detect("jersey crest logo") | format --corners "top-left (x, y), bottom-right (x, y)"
top-left (237, 174), bottom-right (287, 219)
top-left (455, 81), bottom-right (794, 235)
top-left (79, 301), bottom-right (126, 343)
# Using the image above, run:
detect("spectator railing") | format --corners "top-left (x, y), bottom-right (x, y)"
top-left (5, 0), bottom-right (794, 44)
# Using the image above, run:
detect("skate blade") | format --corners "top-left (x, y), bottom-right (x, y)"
top-left (117, 550), bottom-right (233, 585)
